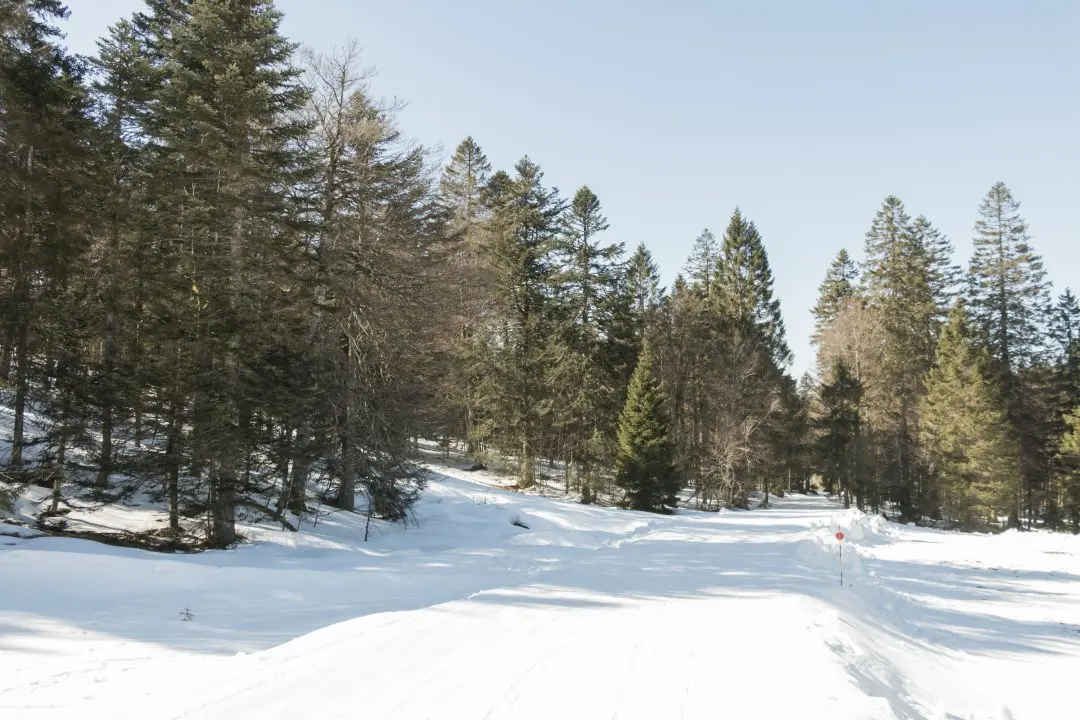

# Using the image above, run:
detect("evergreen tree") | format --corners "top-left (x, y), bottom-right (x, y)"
top-left (859, 196), bottom-right (953, 518)
top-left (1055, 407), bottom-right (1080, 532)
top-left (967, 182), bottom-right (1050, 372)
top-left (966, 182), bottom-right (1052, 526)
top-left (1050, 289), bottom-right (1080, 412)
top-left (479, 158), bottom-right (565, 486)
top-left (556, 186), bottom-right (619, 333)
top-left (138, 0), bottom-right (313, 546)
top-left (811, 248), bottom-right (858, 343)
top-left (715, 208), bottom-right (791, 367)
top-left (614, 343), bottom-right (678, 512)
top-left (920, 303), bottom-right (1019, 529)
top-left (438, 136), bottom-right (492, 453)
top-left (86, 18), bottom-right (154, 492)
top-left (548, 186), bottom-right (626, 493)
top-left (817, 359), bottom-right (862, 506)
top-left (910, 215), bottom-right (961, 331)
top-left (684, 228), bottom-right (718, 291)
top-left (0, 0), bottom-right (92, 473)
top-left (440, 136), bottom-right (491, 236)
top-left (624, 242), bottom-right (663, 336)
top-left (604, 242), bottom-right (663, 402)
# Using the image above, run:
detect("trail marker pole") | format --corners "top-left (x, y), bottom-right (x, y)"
top-left (835, 530), bottom-right (845, 586)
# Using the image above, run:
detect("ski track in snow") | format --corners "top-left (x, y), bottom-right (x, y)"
top-left (3, 464), bottom-right (1080, 719)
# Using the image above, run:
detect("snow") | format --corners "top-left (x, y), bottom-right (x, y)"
top-left (3, 465), bottom-right (1080, 719)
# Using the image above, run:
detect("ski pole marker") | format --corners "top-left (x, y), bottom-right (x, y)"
top-left (835, 531), bottom-right (845, 541)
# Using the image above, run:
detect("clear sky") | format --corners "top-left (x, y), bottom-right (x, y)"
top-left (63, 1), bottom-right (1079, 377)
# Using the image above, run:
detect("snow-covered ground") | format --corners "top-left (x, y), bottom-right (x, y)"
top-left (3, 463), bottom-right (1080, 720)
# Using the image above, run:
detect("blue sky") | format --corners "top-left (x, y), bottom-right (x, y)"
top-left (64, 1), bottom-right (1079, 376)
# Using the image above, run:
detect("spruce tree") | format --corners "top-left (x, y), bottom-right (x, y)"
top-left (480, 158), bottom-right (565, 486)
top-left (614, 343), bottom-right (678, 513)
top-left (811, 248), bottom-right (858, 343)
top-left (438, 136), bottom-right (492, 453)
top-left (715, 208), bottom-right (791, 367)
top-left (817, 359), bottom-right (862, 507)
top-left (139, 0), bottom-right (312, 546)
top-left (859, 195), bottom-right (953, 518)
top-left (87, 18), bottom-right (154, 492)
top-left (440, 136), bottom-right (491, 235)
top-left (684, 228), bottom-right (718, 292)
top-left (967, 182), bottom-right (1050, 372)
top-left (1055, 407), bottom-right (1080, 532)
top-left (556, 186), bottom-right (618, 332)
top-left (624, 242), bottom-right (663, 336)
top-left (548, 186), bottom-right (626, 492)
top-left (966, 182), bottom-right (1052, 526)
top-left (0, 0), bottom-right (92, 473)
top-left (1050, 289), bottom-right (1080, 412)
top-left (604, 242), bottom-right (663, 401)
top-left (920, 303), bottom-right (1019, 529)
top-left (910, 215), bottom-right (961, 332)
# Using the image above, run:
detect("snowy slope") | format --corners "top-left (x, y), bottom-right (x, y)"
top-left (3, 466), bottom-right (1080, 719)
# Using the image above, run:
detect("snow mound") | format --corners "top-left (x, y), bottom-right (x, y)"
top-left (0, 521), bottom-right (43, 540)
top-left (809, 505), bottom-right (891, 544)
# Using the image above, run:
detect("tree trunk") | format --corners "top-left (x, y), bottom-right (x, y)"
top-left (338, 420), bottom-right (356, 511)
top-left (11, 324), bottom-right (28, 469)
top-left (97, 402), bottom-right (114, 490)
top-left (166, 400), bottom-right (181, 536)
top-left (49, 416), bottom-right (67, 516)
top-left (210, 462), bottom-right (237, 547)
top-left (288, 427), bottom-right (309, 515)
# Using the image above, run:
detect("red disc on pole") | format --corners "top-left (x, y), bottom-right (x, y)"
top-left (835, 531), bottom-right (845, 541)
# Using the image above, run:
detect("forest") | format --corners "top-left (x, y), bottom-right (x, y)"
top-left (2, 0), bottom-right (1079, 547)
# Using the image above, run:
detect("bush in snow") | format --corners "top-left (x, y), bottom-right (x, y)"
top-left (0, 484), bottom-right (13, 518)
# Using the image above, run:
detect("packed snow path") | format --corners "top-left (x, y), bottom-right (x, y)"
top-left (4, 468), bottom-right (1080, 719)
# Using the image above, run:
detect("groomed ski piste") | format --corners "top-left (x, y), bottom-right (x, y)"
top-left (3, 460), bottom-right (1080, 719)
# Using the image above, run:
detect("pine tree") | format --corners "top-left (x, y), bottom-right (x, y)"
top-left (614, 343), bottom-right (678, 512)
top-left (859, 196), bottom-right (953, 518)
top-left (651, 276), bottom-right (718, 506)
top-left (817, 359), bottom-right (862, 506)
top-left (548, 186), bottom-right (626, 492)
top-left (920, 303), bottom-right (1019, 529)
top-left (967, 182), bottom-right (1050, 372)
top-left (480, 158), bottom-right (565, 486)
top-left (910, 215), bottom-right (961, 332)
top-left (811, 248), bottom-right (858, 343)
top-left (966, 182), bottom-right (1052, 526)
top-left (0, 0), bottom-right (93, 474)
top-left (715, 208), bottom-right (791, 367)
top-left (604, 242), bottom-right (662, 404)
top-left (1055, 408), bottom-right (1080, 532)
top-left (1050, 289), bottom-right (1080, 412)
top-left (440, 136), bottom-right (491, 236)
top-left (438, 136), bottom-right (492, 453)
top-left (86, 18), bottom-right (155, 492)
top-left (556, 186), bottom-right (618, 332)
top-left (138, 0), bottom-right (313, 546)
top-left (624, 242), bottom-right (663, 337)
top-left (684, 228), bottom-right (718, 292)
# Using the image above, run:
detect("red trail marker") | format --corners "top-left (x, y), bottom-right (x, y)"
top-left (835, 530), bottom-right (845, 585)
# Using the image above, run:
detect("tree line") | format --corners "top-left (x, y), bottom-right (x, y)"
top-left (2, 1), bottom-right (1077, 545)
top-left (811, 188), bottom-right (1080, 531)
